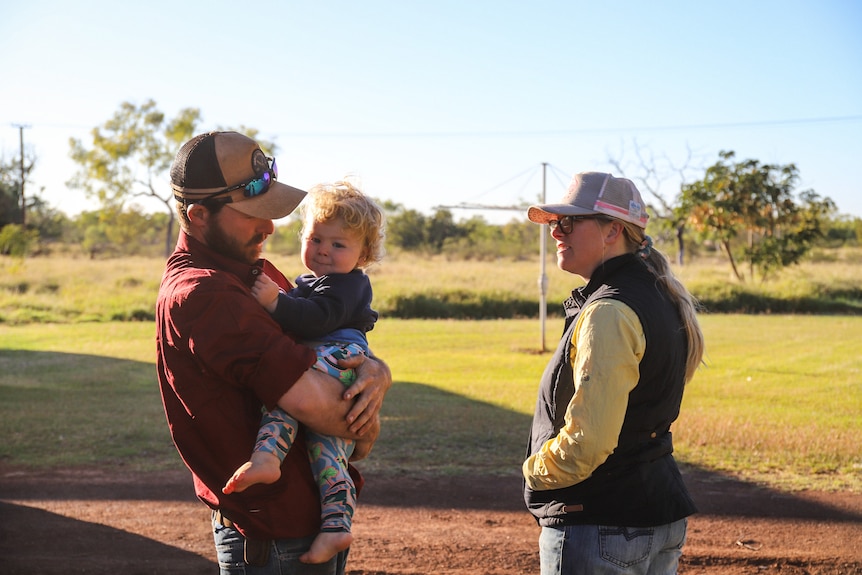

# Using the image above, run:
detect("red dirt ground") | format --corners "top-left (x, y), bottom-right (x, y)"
top-left (1, 465), bottom-right (860, 574)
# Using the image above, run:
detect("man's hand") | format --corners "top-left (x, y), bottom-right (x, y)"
top-left (339, 354), bottom-right (391, 435)
top-left (278, 354), bottom-right (391, 441)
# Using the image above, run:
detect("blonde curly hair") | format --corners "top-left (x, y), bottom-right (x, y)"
top-left (300, 179), bottom-right (386, 269)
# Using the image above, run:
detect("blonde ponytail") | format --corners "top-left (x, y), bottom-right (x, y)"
top-left (621, 223), bottom-right (704, 382)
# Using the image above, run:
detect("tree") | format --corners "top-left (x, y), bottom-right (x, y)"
top-left (0, 157), bottom-right (22, 227)
top-left (499, 219), bottom-right (541, 260)
top-left (680, 151), bottom-right (835, 281)
top-left (0, 151), bottom-right (50, 256)
top-left (0, 224), bottom-right (38, 256)
top-left (821, 215), bottom-right (861, 246)
top-left (427, 209), bottom-right (461, 251)
top-left (0, 152), bottom-right (35, 227)
top-left (25, 195), bottom-right (68, 245)
top-left (385, 204), bottom-right (428, 251)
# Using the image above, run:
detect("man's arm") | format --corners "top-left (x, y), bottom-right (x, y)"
top-left (276, 354), bottom-right (391, 441)
top-left (276, 369), bottom-right (357, 437)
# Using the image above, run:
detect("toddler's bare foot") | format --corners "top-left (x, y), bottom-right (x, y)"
top-left (222, 451), bottom-right (281, 494)
top-left (299, 531), bottom-right (353, 564)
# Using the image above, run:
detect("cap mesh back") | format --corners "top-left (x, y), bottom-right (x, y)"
top-left (601, 177), bottom-right (631, 209)
top-left (170, 132), bottom-right (227, 189)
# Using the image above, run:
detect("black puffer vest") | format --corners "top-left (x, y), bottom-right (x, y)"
top-left (524, 253), bottom-right (697, 527)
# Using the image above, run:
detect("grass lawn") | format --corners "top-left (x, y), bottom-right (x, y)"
top-left (0, 316), bottom-right (859, 492)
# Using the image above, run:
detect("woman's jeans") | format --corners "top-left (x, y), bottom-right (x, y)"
top-left (539, 518), bottom-right (687, 575)
top-left (213, 514), bottom-right (349, 575)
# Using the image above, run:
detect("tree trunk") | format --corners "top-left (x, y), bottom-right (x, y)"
top-left (676, 224), bottom-right (685, 266)
top-left (748, 229), bottom-right (754, 282)
top-left (722, 239), bottom-right (743, 281)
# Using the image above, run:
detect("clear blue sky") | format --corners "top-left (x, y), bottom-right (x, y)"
top-left (2, 0), bottom-right (861, 224)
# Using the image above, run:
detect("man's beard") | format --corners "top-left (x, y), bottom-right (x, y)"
top-left (203, 215), bottom-right (265, 265)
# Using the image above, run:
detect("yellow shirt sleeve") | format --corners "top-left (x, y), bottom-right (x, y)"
top-left (523, 299), bottom-right (645, 491)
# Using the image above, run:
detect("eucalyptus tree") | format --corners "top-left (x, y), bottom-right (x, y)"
top-left (680, 151), bottom-right (835, 281)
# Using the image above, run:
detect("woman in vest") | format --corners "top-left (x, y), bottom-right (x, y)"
top-left (523, 172), bottom-right (705, 575)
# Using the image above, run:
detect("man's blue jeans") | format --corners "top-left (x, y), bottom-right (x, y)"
top-left (539, 519), bottom-right (687, 575)
top-left (213, 514), bottom-right (349, 575)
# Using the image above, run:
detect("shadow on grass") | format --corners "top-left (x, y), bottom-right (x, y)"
top-left (0, 348), bottom-right (176, 470)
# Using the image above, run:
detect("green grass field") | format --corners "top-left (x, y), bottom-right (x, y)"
top-left (1, 316), bottom-right (859, 492)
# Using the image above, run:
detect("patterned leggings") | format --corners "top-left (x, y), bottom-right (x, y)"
top-left (254, 342), bottom-right (362, 533)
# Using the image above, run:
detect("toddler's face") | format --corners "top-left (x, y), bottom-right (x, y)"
top-left (301, 217), bottom-right (364, 276)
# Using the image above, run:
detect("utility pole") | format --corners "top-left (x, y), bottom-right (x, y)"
top-left (12, 124), bottom-right (29, 226)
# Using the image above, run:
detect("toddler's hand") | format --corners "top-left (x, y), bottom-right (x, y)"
top-left (251, 273), bottom-right (280, 313)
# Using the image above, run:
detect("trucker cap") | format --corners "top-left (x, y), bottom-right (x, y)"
top-left (527, 172), bottom-right (649, 229)
top-left (170, 131), bottom-right (306, 220)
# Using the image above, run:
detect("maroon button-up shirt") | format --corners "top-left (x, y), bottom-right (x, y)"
top-left (157, 231), bottom-right (345, 540)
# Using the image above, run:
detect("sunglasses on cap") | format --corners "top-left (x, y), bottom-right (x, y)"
top-left (548, 215), bottom-right (595, 234)
top-left (204, 151), bottom-right (278, 204)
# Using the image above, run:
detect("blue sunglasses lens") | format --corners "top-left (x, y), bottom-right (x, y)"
top-left (244, 172), bottom-right (271, 196)
top-left (243, 158), bottom-right (277, 197)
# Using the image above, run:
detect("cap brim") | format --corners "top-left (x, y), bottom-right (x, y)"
top-left (225, 182), bottom-right (307, 220)
top-left (527, 204), bottom-right (597, 224)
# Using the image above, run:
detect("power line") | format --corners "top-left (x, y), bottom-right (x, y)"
top-left (455, 162), bottom-right (579, 206)
top-left (264, 114), bottom-right (862, 139)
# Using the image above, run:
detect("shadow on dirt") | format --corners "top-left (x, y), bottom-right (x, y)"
top-left (357, 468), bottom-right (862, 524)
top-left (0, 501), bottom-right (214, 574)
top-left (361, 381), bottom-right (862, 525)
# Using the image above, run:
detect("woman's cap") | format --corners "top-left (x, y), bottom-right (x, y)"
top-left (527, 171), bottom-right (649, 229)
top-left (170, 131), bottom-right (306, 220)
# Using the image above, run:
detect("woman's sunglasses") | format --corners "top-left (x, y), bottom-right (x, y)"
top-left (548, 215), bottom-right (594, 234)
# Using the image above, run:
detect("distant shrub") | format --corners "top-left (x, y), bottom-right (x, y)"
top-left (693, 283), bottom-right (862, 314)
top-left (110, 308), bottom-right (155, 322)
top-left (35, 282), bottom-right (60, 294)
top-left (381, 290), bottom-right (553, 319)
top-left (3, 281), bottom-right (29, 294)
top-left (117, 277), bottom-right (143, 288)
top-left (0, 224), bottom-right (39, 257)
